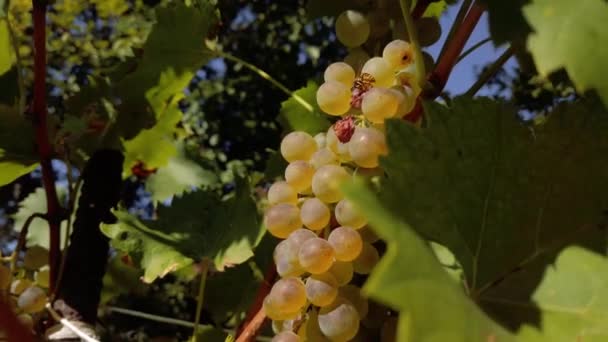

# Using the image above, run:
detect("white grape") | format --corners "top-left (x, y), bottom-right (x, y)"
top-left (305, 273), bottom-right (339, 307)
top-left (274, 239), bottom-right (305, 277)
top-left (348, 127), bottom-right (388, 168)
top-left (264, 203), bottom-right (302, 238)
top-left (318, 297), bottom-right (360, 341)
top-left (361, 57), bottom-right (393, 87)
top-left (314, 133), bottom-right (327, 148)
top-left (10, 278), bottom-right (32, 295)
top-left (328, 227), bottom-right (363, 262)
top-left (344, 48), bottom-right (370, 72)
top-left (268, 277), bottom-right (307, 314)
top-left (382, 39), bottom-right (414, 70)
top-left (18, 286), bottom-right (47, 314)
top-left (324, 62), bottom-right (356, 86)
top-left (298, 238), bottom-right (335, 274)
top-left (353, 243), bottom-right (380, 274)
top-left (300, 198), bottom-right (331, 231)
top-left (339, 285), bottom-right (369, 318)
top-left (280, 132), bottom-right (317, 163)
top-left (335, 199), bottom-right (367, 229)
top-left (327, 261), bottom-right (354, 286)
top-left (284, 161), bottom-right (315, 193)
top-left (312, 165), bottom-right (350, 203)
top-left (316, 81), bottom-right (351, 116)
top-left (35, 266), bottom-right (50, 288)
top-left (390, 85), bottom-right (416, 118)
top-left (361, 87), bottom-right (400, 123)
top-left (335, 10), bottom-right (370, 48)
top-left (358, 226), bottom-right (380, 243)
top-left (268, 181), bottom-right (298, 205)
top-left (309, 148), bottom-right (339, 169)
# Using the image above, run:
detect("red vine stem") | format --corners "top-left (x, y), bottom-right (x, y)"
top-left (235, 262), bottom-right (277, 341)
top-left (32, 0), bottom-right (62, 294)
top-left (424, 1), bottom-right (485, 99)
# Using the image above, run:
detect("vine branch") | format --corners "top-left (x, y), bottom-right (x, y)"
top-left (456, 37), bottom-right (492, 64)
top-left (235, 262), bottom-right (277, 341)
top-left (9, 212), bottom-right (47, 271)
top-left (424, 1), bottom-right (485, 99)
top-left (465, 45), bottom-right (514, 96)
top-left (32, 0), bottom-right (63, 294)
top-left (192, 259), bottom-right (210, 340)
top-left (437, 0), bottom-right (473, 61)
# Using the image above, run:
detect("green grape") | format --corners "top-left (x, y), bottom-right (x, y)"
top-left (335, 199), bottom-right (367, 229)
top-left (324, 62), bottom-right (356, 86)
top-left (326, 127), bottom-right (352, 162)
top-left (264, 203), bottom-right (302, 238)
top-left (35, 266), bottom-right (50, 288)
top-left (358, 226), bottom-right (380, 243)
top-left (389, 85), bottom-right (416, 118)
top-left (416, 17), bottom-right (442, 47)
top-left (328, 227), bottom-right (363, 262)
top-left (272, 331), bottom-right (301, 342)
top-left (348, 127), bottom-right (388, 168)
top-left (314, 133), bottom-right (327, 148)
top-left (280, 132), bottom-right (318, 163)
top-left (361, 57), bottom-right (393, 87)
top-left (18, 286), bottom-right (47, 314)
top-left (284, 161), bottom-right (315, 194)
top-left (305, 273), bottom-right (339, 307)
top-left (318, 297), bottom-right (360, 342)
top-left (335, 10), bottom-right (370, 48)
top-left (269, 277), bottom-right (307, 313)
top-left (316, 81), bottom-right (352, 116)
top-left (300, 198), bottom-right (331, 231)
top-left (268, 181), bottom-right (298, 205)
top-left (312, 165), bottom-right (350, 203)
top-left (344, 48), bottom-right (370, 73)
top-left (17, 313), bottom-right (34, 331)
top-left (380, 316), bottom-right (398, 342)
top-left (339, 285), bottom-right (369, 318)
top-left (361, 87), bottom-right (399, 123)
top-left (353, 242), bottom-right (380, 274)
top-left (309, 148), bottom-right (339, 170)
top-left (11, 278), bottom-right (32, 295)
top-left (327, 261), bottom-right (354, 286)
top-left (274, 239), bottom-right (304, 277)
top-left (367, 10), bottom-right (391, 39)
top-left (382, 40), bottom-right (413, 70)
top-left (23, 246), bottom-right (49, 270)
top-left (0, 264), bottom-right (10, 290)
top-left (298, 237), bottom-right (335, 274)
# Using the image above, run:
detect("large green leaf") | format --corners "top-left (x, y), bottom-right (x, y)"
top-left (343, 182), bottom-right (515, 342)
top-left (0, 19), bottom-right (14, 75)
top-left (348, 97), bottom-right (608, 338)
top-left (523, 0), bottom-right (608, 107)
top-left (277, 81), bottom-right (330, 135)
top-left (101, 178), bottom-right (263, 282)
top-left (481, 0), bottom-right (531, 44)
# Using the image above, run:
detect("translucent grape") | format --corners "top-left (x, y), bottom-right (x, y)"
top-left (324, 62), bottom-right (356, 86)
top-left (35, 266), bottom-right (50, 288)
top-left (344, 48), bottom-right (370, 72)
top-left (316, 81), bottom-right (351, 116)
top-left (23, 246), bottom-right (48, 270)
top-left (272, 331), bottom-right (300, 342)
top-left (327, 261), bottom-right (354, 286)
top-left (268, 277), bottom-right (307, 314)
top-left (382, 40), bottom-right (413, 70)
top-left (287, 228), bottom-right (318, 245)
top-left (325, 128), bottom-right (352, 162)
top-left (318, 297), bottom-right (360, 341)
top-left (314, 133), bottom-right (327, 148)
top-left (298, 238), bottom-right (335, 274)
top-left (358, 226), bottom-right (380, 243)
top-left (361, 57), bottom-right (393, 87)
top-left (284, 161), bottom-right (315, 193)
top-left (274, 239), bottom-right (305, 277)
top-left (309, 148), bottom-right (339, 170)
top-left (348, 127), bottom-right (388, 168)
top-left (280, 132), bottom-right (317, 163)
top-left (304, 309), bottom-right (331, 342)
top-left (390, 85), bottom-right (416, 118)
top-left (335, 10), bottom-right (370, 48)
top-left (353, 242), bottom-right (380, 274)
top-left (335, 199), bottom-right (367, 229)
top-left (312, 165), bottom-right (350, 203)
top-left (264, 296), bottom-right (301, 321)
top-left (361, 87), bottom-right (399, 123)
top-left (11, 278), bottom-right (32, 295)
top-left (339, 285), bottom-right (369, 318)
top-left (0, 264), bottom-right (10, 290)
top-left (305, 273), bottom-right (338, 307)
top-left (18, 286), bottom-right (47, 314)
top-left (300, 198), bottom-right (331, 231)
top-left (328, 227), bottom-right (363, 262)
top-left (268, 181), bottom-right (298, 205)
top-left (264, 203), bottom-right (302, 238)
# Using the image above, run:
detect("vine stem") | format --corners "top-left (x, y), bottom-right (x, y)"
top-left (425, 1), bottom-right (484, 99)
top-left (235, 262), bottom-right (277, 341)
top-left (465, 45), bottom-right (514, 96)
top-left (45, 304), bottom-right (99, 342)
top-left (400, 0), bottom-right (426, 89)
top-left (437, 0), bottom-right (473, 62)
top-left (32, 0), bottom-right (63, 294)
top-left (192, 259), bottom-right (210, 341)
top-left (216, 50), bottom-right (314, 112)
top-left (456, 37), bottom-right (491, 64)
top-left (9, 213), bottom-right (47, 271)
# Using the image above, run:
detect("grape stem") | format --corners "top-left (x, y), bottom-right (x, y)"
top-left (437, 0), bottom-right (473, 62)
top-left (216, 50), bottom-right (315, 112)
top-left (192, 259), bottom-right (210, 341)
top-left (399, 0), bottom-right (426, 90)
top-left (32, 0), bottom-right (64, 294)
top-left (465, 45), bottom-right (514, 96)
top-left (9, 213), bottom-right (48, 272)
top-left (456, 37), bottom-right (492, 64)
top-left (425, 1), bottom-right (485, 99)
top-left (235, 262), bottom-right (278, 341)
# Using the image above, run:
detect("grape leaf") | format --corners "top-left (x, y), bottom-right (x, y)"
top-left (343, 181), bottom-right (515, 342)
top-left (354, 97), bottom-right (608, 335)
top-left (277, 81), bottom-right (330, 135)
top-left (145, 143), bottom-right (218, 202)
top-left (100, 256), bottom-right (147, 305)
top-left (517, 247), bottom-right (608, 341)
top-left (0, 19), bottom-right (14, 75)
top-left (480, 0), bottom-right (531, 44)
top-left (523, 0), bottom-right (608, 108)
top-left (101, 178), bottom-right (263, 282)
